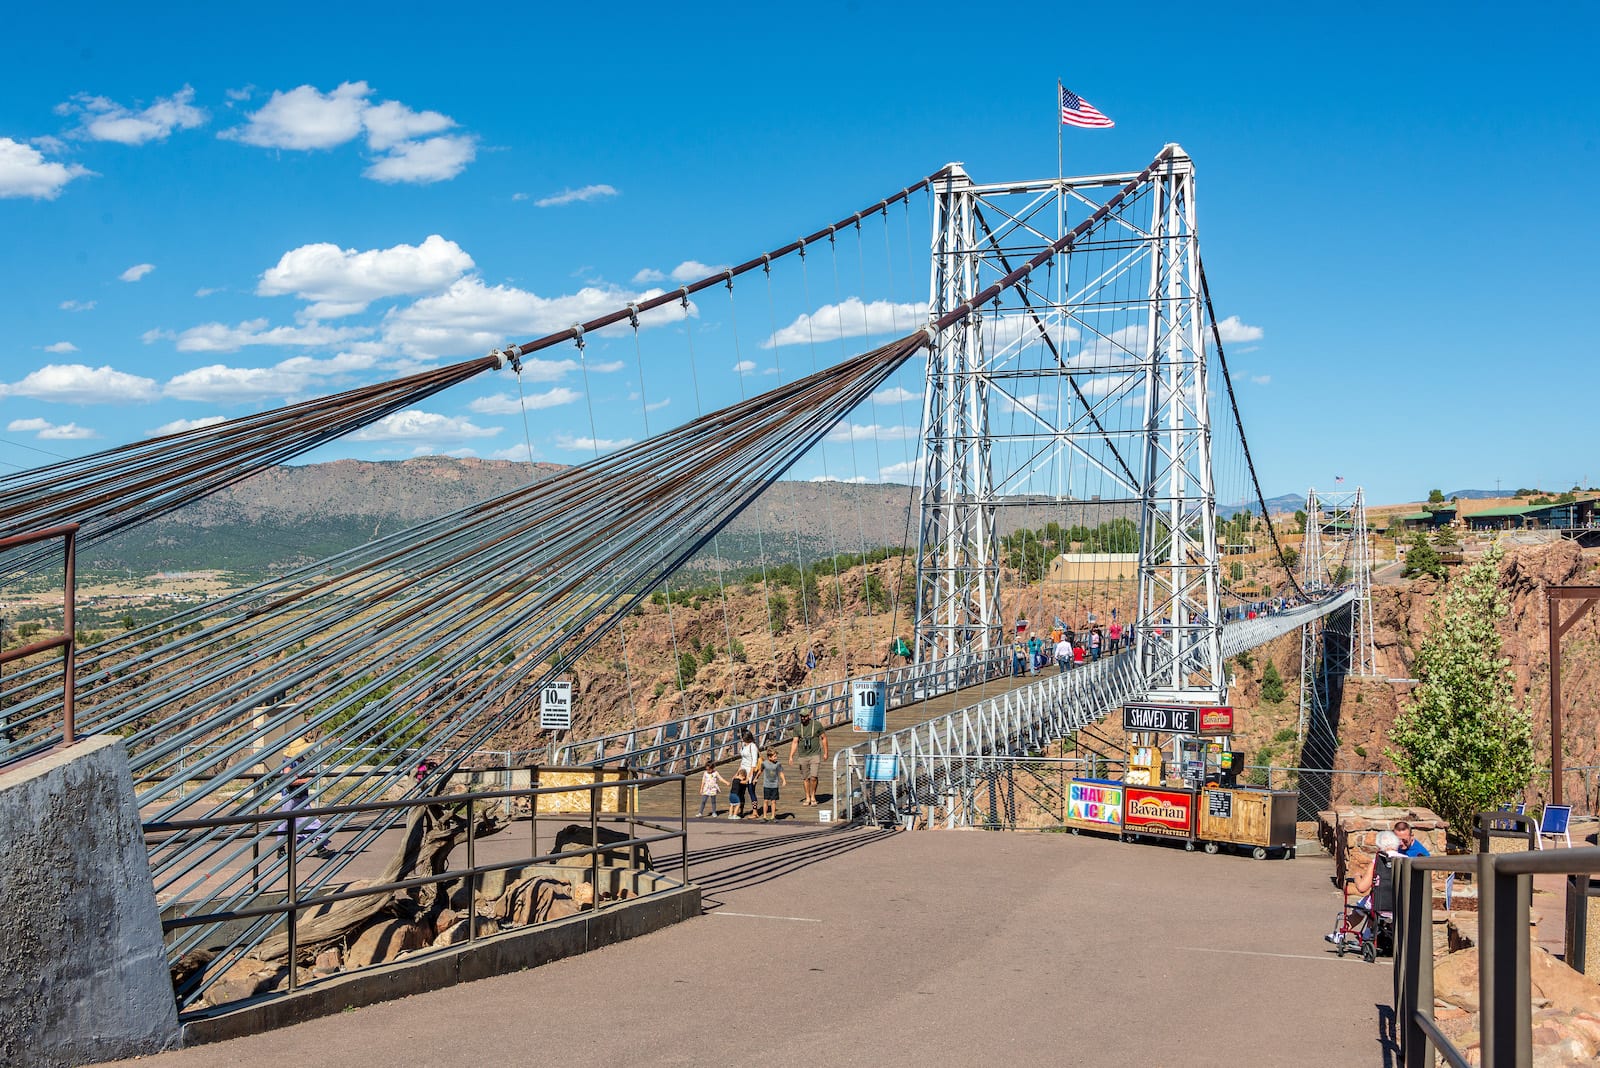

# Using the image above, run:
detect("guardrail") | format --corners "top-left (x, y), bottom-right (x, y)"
top-left (1394, 842), bottom-right (1600, 1067)
top-left (147, 770), bottom-right (687, 1011)
top-left (0, 524), bottom-right (79, 747)
top-left (552, 648), bottom-right (1010, 776)
top-left (829, 649), bottom-right (1144, 826)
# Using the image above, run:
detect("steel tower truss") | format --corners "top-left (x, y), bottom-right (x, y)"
top-left (914, 146), bottom-right (1224, 702)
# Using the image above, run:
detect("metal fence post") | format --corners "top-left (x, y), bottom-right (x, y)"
top-left (1481, 855), bottom-right (1531, 1066)
top-left (286, 815), bottom-right (298, 991)
top-left (466, 801), bottom-right (477, 942)
top-left (589, 774), bottom-right (601, 912)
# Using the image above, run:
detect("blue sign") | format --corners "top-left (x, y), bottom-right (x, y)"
top-left (851, 680), bottom-right (887, 732)
top-left (864, 754), bottom-right (899, 781)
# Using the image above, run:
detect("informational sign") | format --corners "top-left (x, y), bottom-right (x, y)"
top-left (1123, 786), bottom-right (1194, 837)
top-left (1122, 703), bottom-right (1198, 735)
top-left (1067, 779), bottom-right (1124, 827)
top-left (539, 680), bottom-right (572, 731)
top-left (863, 753), bottom-right (899, 781)
top-left (1197, 706), bottom-right (1236, 735)
top-left (851, 680), bottom-right (888, 733)
top-left (1206, 789), bottom-right (1233, 819)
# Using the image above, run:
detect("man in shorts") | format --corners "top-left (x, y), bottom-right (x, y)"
top-left (788, 711), bottom-right (829, 807)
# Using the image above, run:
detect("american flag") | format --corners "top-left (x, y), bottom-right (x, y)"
top-left (1335, 475), bottom-right (1345, 484)
top-left (1060, 86), bottom-right (1114, 129)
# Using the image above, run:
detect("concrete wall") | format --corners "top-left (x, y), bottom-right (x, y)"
top-left (0, 736), bottom-right (180, 1066)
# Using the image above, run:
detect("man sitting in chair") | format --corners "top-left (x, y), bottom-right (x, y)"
top-left (1393, 820), bottom-right (1430, 857)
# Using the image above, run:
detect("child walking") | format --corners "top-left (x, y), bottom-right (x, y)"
top-left (759, 748), bottom-right (787, 822)
top-left (728, 769), bottom-right (749, 819)
top-left (698, 759), bottom-right (729, 817)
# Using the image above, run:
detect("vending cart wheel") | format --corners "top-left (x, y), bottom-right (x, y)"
top-left (1251, 846), bottom-right (1268, 860)
top-left (1203, 841), bottom-right (1219, 855)
top-left (1185, 841), bottom-right (1196, 852)
top-left (1070, 828), bottom-right (1080, 835)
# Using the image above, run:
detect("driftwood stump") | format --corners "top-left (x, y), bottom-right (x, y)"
top-left (253, 799), bottom-right (505, 963)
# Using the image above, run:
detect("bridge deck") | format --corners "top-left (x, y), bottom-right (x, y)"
top-left (116, 821), bottom-right (1392, 1067)
top-left (632, 660), bottom-right (1061, 820)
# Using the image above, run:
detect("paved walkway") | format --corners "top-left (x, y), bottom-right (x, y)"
top-left (110, 823), bottom-right (1395, 1067)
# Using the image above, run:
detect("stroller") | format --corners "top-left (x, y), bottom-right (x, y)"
top-left (1329, 853), bottom-right (1395, 962)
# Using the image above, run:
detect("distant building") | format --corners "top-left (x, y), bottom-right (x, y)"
top-left (1391, 507), bottom-right (1455, 533)
top-left (1464, 499), bottom-right (1598, 533)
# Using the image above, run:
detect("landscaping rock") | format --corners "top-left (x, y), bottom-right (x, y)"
top-left (345, 918), bottom-right (430, 969)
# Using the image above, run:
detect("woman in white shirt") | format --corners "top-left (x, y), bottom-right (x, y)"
top-left (737, 728), bottom-right (760, 818)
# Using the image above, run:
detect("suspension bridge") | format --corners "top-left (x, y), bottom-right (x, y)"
top-left (1, 143), bottom-right (1379, 1021)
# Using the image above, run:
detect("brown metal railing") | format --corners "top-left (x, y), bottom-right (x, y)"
top-left (0, 524), bottom-right (78, 744)
top-left (1394, 825), bottom-right (1600, 1067)
top-left (146, 770), bottom-right (687, 1010)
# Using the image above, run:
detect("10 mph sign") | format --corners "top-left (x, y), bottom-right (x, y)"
top-left (540, 681), bottom-right (572, 730)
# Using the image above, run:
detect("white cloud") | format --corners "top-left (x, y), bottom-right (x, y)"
top-left (670, 260), bottom-right (727, 283)
top-left (535, 184), bottom-right (618, 208)
top-left (765, 298), bottom-right (926, 348)
top-left (222, 81), bottom-right (371, 149)
top-left (58, 86), bottom-right (207, 145)
top-left (163, 352), bottom-right (379, 402)
top-left (1250, 374), bottom-right (1272, 386)
top-left (824, 422), bottom-right (917, 444)
top-left (59, 299), bottom-right (95, 312)
top-left (490, 443), bottom-right (536, 462)
top-left (146, 318), bottom-right (372, 353)
top-left (631, 268), bottom-right (665, 284)
top-left (382, 277), bottom-right (682, 359)
top-left (732, 360), bottom-right (756, 374)
top-left (360, 99), bottom-right (456, 150)
top-left (195, 287), bottom-right (221, 297)
top-left (878, 460), bottom-right (919, 482)
top-left (6, 415), bottom-right (94, 439)
top-left (0, 137), bottom-right (93, 199)
top-left (0, 363), bottom-right (158, 403)
top-left (645, 397), bottom-right (671, 412)
top-left (38, 421), bottom-right (96, 440)
top-left (258, 235), bottom-right (473, 315)
top-left (468, 387), bottom-right (582, 414)
top-left (810, 474), bottom-right (869, 484)
top-left (588, 359), bottom-right (624, 373)
top-left (42, 341), bottom-right (78, 354)
top-left (349, 409), bottom-right (501, 442)
top-left (221, 81), bottom-right (476, 184)
top-left (554, 433), bottom-right (633, 453)
top-left (511, 192), bottom-right (530, 202)
top-left (363, 134), bottom-right (476, 184)
top-left (150, 415), bottom-right (227, 435)
top-left (871, 385), bottom-right (919, 405)
top-left (1216, 315), bottom-right (1264, 344)
top-left (120, 263), bottom-right (156, 282)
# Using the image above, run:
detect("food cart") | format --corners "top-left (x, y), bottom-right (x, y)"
top-left (1065, 702), bottom-right (1297, 859)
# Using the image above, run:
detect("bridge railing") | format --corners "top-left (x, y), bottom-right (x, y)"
top-left (147, 770), bottom-right (689, 1011)
top-left (829, 650), bottom-right (1144, 826)
top-left (551, 648), bottom-right (1010, 777)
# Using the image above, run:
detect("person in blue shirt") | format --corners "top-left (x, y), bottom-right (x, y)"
top-left (1393, 820), bottom-right (1430, 857)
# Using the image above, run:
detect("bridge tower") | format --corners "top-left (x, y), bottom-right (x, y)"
top-left (913, 146), bottom-right (1224, 702)
top-left (1297, 485), bottom-right (1378, 778)
top-left (914, 164), bottom-right (1002, 659)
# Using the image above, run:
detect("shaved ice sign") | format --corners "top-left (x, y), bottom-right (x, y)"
top-left (1068, 780), bottom-right (1123, 827)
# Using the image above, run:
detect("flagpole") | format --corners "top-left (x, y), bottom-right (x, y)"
top-left (1056, 79), bottom-right (1063, 184)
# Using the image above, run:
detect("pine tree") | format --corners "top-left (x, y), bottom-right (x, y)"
top-left (1387, 544), bottom-right (1534, 845)
top-left (1402, 532), bottom-right (1445, 579)
top-left (1260, 660), bottom-right (1286, 703)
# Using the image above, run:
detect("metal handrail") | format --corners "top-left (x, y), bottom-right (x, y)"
top-left (1395, 841), bottom-right (1600, 1067)
top-left (151, 770), bottom-right (688, 1010)
top-left (553, 648), bottom-right (1009, 775)
top-left (0, 524), bottom-right (79, 745)
top-left (829, 649), bottom-right (1145, 826)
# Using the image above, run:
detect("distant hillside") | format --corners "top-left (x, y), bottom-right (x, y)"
top-left (83, 458), bottom-right (1137, 582)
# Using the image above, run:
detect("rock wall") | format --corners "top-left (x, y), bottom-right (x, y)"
top-left (0, 737), bottom-right (180, 1066)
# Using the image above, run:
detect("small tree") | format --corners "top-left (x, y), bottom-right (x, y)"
top-left (1229, 561), bottom-right (1245, 582)
top-left (1260, 660), bottom-right (1286, 703)
top-left (1388, 544), bottom-right (1534, 845)
top-left (1292, 509), bottom-right (1307, 534)
top-left (1281, 546), bottom-right (1300, 570)
top-left (1402, 532), bottom-right (1445, 579)
top-left (1432, 524), bottom-right (1459, 549)
top-left (1427, 488), bottom-right (1445, 504)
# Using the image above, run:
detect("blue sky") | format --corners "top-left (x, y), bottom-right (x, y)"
top-left (2, 2), bottom-right (1596, 505)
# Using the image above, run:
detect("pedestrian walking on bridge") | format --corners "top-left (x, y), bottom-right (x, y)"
top-left (789, 711), bottom-right (829, 806)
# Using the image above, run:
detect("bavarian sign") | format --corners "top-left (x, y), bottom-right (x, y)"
top-left (1121, 702), bottom-right (1234, 736)
top-left (1123, 786), bottom-right (1194, 838)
